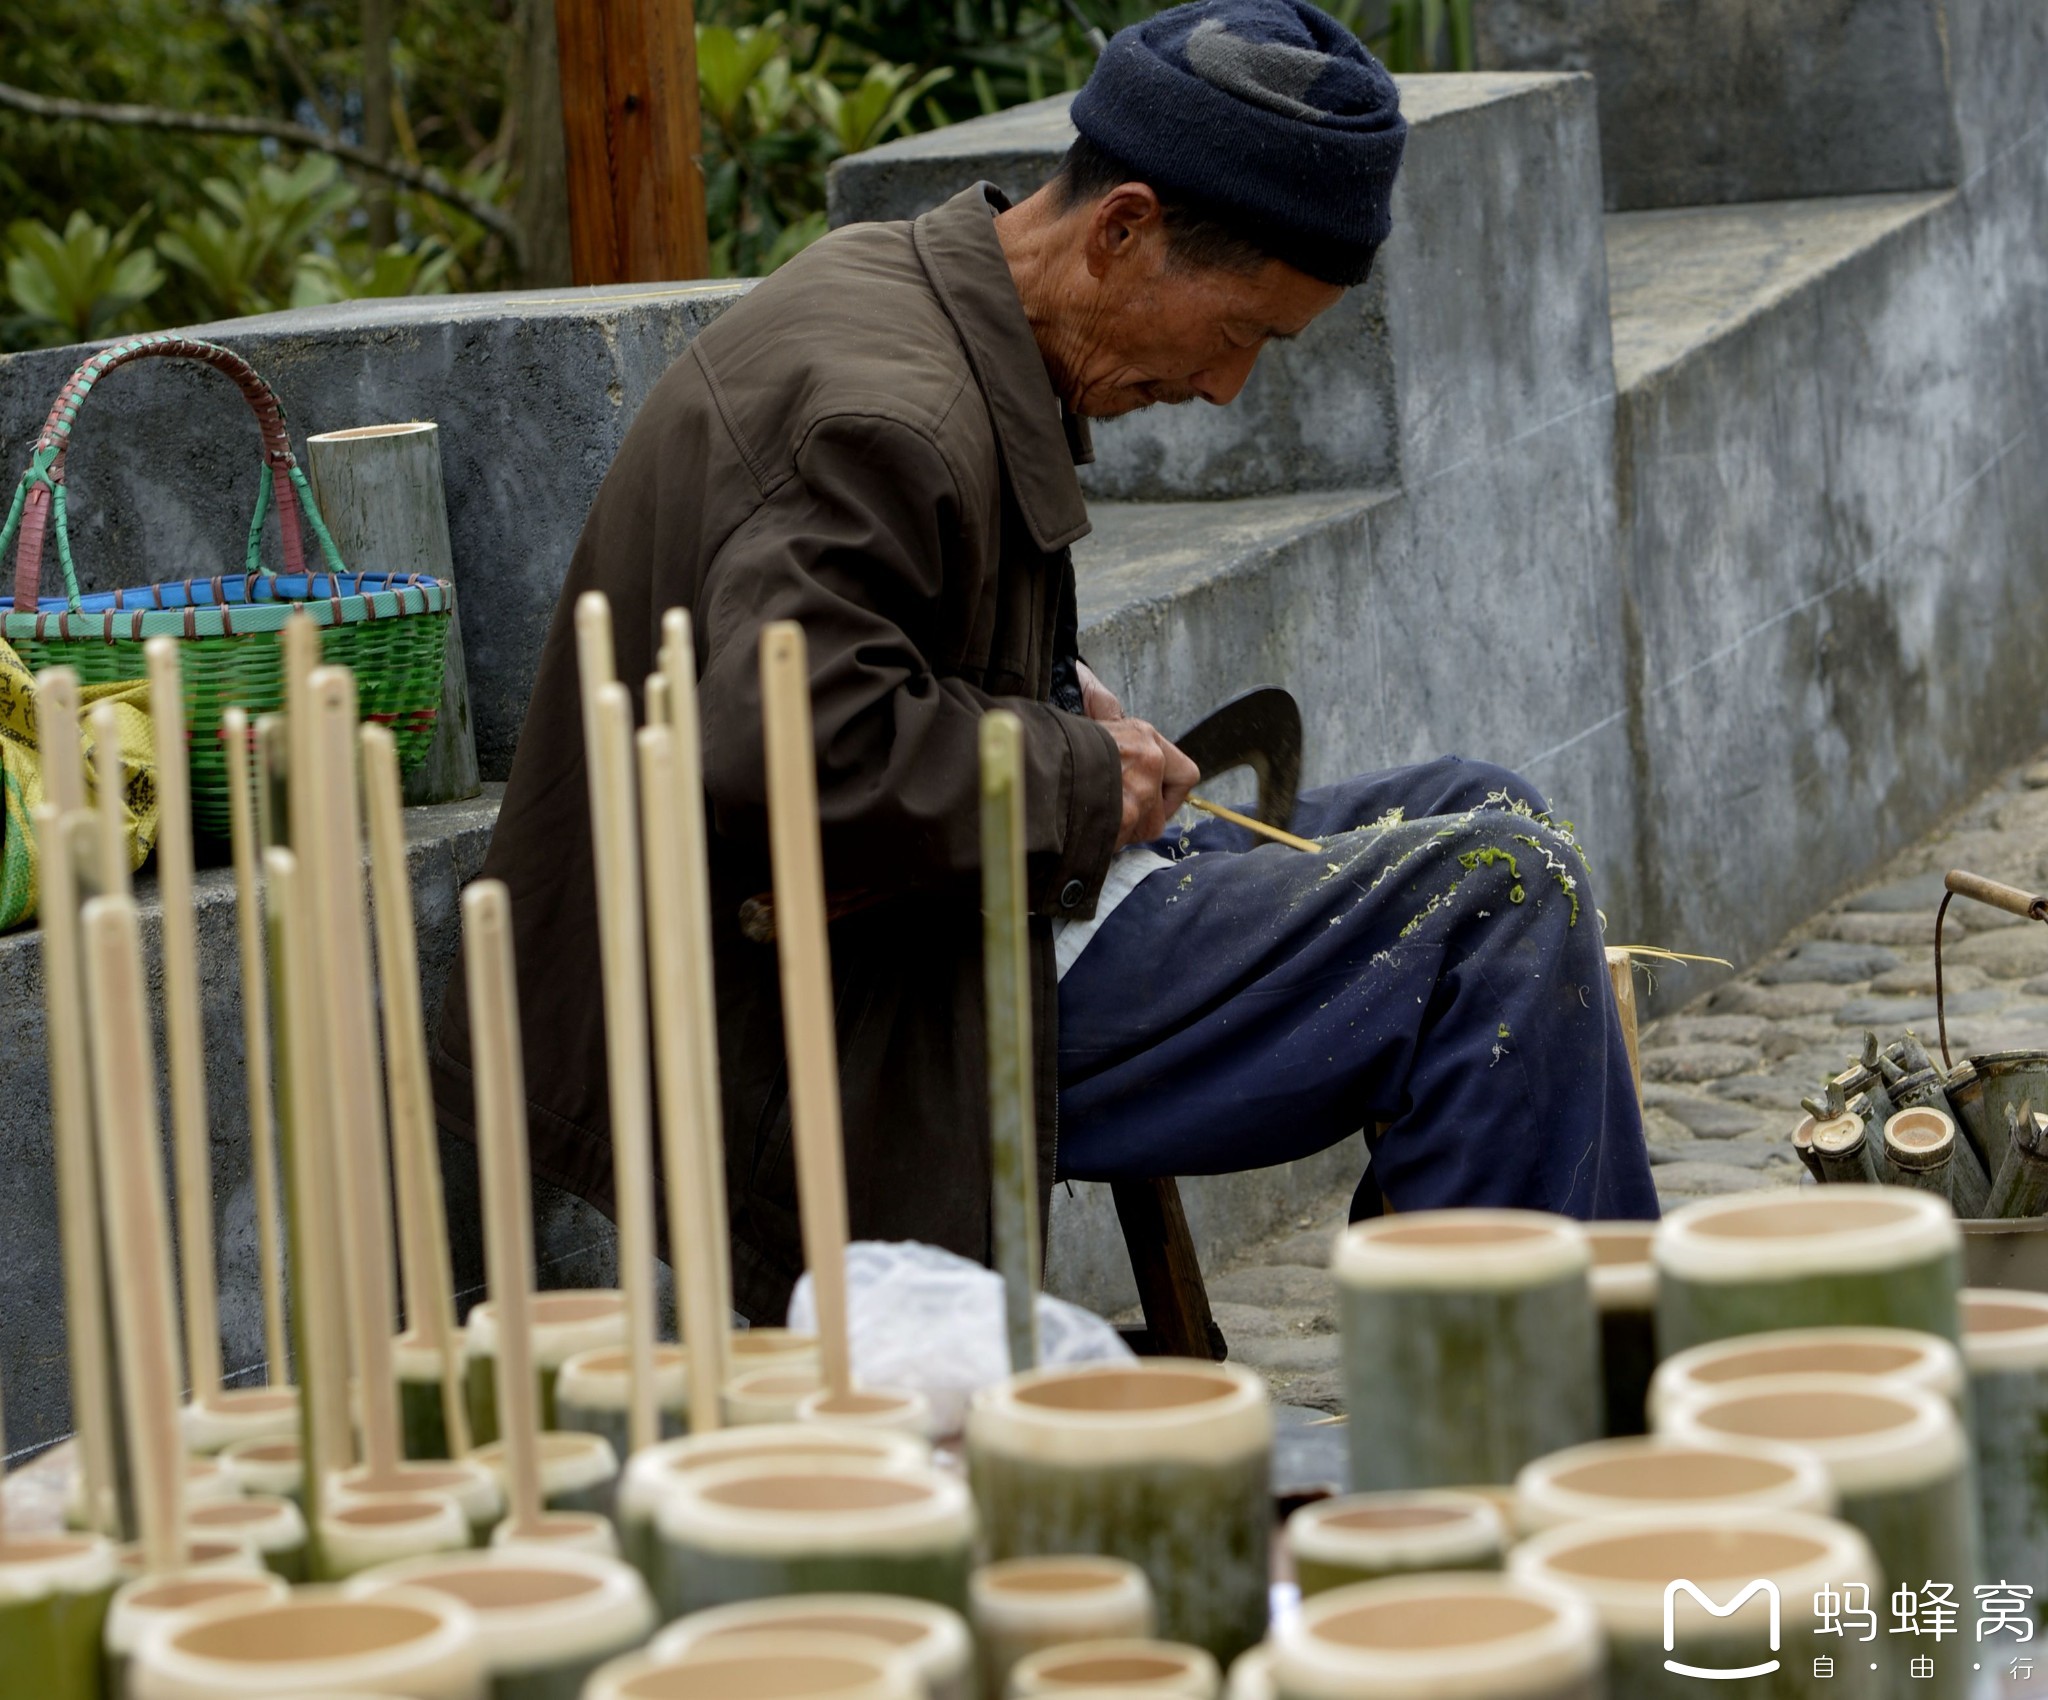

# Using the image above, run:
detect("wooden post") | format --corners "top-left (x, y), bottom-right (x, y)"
top-left (306, 423), bottom-right (481, 807)
top-left (554, 0), bottom-right (710, 284)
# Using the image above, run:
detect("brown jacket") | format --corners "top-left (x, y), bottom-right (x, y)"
top-left (433, 186), bottom-right (1124, 1321)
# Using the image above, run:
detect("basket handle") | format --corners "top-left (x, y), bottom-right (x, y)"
top-left (0, 332), bottom-right (349, 616)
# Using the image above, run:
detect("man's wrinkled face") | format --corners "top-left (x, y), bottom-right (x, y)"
top-left (1059, 188), bottom-right (1345, 419)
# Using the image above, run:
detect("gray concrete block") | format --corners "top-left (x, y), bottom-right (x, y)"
top-left (1475, 0), bottom-right (1960, 210)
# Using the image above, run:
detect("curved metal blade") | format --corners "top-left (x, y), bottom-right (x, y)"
top-left (1173, 686), bottom-right (1303, 829)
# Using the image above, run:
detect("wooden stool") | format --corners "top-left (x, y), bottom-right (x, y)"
top-left (1113, 1178), bottom-right (1226, 1360)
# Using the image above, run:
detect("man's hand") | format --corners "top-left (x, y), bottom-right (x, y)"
top-left (1105, 717), bottom-right (1200, 847)
top-left (1077, 659), bottom-right (1123, 723)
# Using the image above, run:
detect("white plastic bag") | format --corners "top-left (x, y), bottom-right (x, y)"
top-left (786, 1240), bottom-right (1134, 1436)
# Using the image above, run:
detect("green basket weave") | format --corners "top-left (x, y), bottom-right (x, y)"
top-left (0, 332), bottom-right (453, 837)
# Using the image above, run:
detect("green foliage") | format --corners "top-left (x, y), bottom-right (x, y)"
top-left (156, 156), bottom-right (358, 320)
top-left (2, 211), bottom-right (165, 348)
top-left (291, 238), bottom-right (456, 307)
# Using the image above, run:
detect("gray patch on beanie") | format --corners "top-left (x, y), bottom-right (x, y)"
top-left (1184, 16), bottom-right (1333, 122)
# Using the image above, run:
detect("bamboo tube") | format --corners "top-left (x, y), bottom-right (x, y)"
top-left (1009, 1639), bottom-right (1220, 1700)
top-left (1285, 1492), bottom-right (1507, 1596)
top-left (573, 594), bottom-right (659, 1459)
top-left (1648, 1325), bottom-right (1964, 1428)
top-left (981, 711), bottom-right (1040, 1375)
top-left (653, 1593), bottom-right (973, 1700)
top-left (35, 805), bottom-right (118, 1538)
top-left (465, 879), bottom-right (549, 1537)
top-left (221, 709), bottom-right (288, 1384)
top-left (972, 1557), bottom-right (1156, 1700)
top-left (361, 723), bottom-right (471, 1461)
top-left (88, 703), bottom-right (127, 898)
top-left (1509, 1434), bottom-right (1836, 1536)
top-left (638, 719), bottom-right (728, 1438)
top-left (661, 608), bottom-right (734, 1398)
top-left (759, 621), bottom-right (853, 1399)
top-left (35, 667), bottom-right (85, 813)
top-left (80, 897), bottom-right (187, 1577)
top-left (145, 639), bottom-right (225, 1406)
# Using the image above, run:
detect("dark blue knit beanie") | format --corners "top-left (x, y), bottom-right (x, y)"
top-left (1068, 0), bottom-right (1407, 286)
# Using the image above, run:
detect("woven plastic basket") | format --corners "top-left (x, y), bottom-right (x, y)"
top-left (0, 333), bottom-right (453, 837)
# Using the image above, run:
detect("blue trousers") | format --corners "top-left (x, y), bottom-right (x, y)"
top-left (1056, 758), bottom-right (1659, 1221)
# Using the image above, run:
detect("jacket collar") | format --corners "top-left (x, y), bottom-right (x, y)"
top-left (913, 184), bottom-right (1092, 553)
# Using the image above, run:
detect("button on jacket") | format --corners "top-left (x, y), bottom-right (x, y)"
top-left (433, 185), bottom-right (1125, 1320)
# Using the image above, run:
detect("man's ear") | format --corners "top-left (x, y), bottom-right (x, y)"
top-left (1083, 183), bottom-right (1165, 281)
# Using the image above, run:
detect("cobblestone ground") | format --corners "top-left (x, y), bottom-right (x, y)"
top-left (1213, 749), bottom-right (2048, 1414)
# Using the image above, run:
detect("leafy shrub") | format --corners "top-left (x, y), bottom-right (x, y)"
top-left (2, 210), bottom-right (165, 348)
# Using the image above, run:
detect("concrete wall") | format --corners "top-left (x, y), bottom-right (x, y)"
top-left (1475, 0), bottom-right (1961, 210)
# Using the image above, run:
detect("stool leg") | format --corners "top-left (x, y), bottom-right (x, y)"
top-left (1111, 1176), bottom-right (1226, 1361)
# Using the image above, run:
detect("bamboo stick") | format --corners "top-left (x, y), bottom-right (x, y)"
top-left (305, 666), bottom-right (407, 1486)
top-left (980, 711), bottom-right (1040, 1375)
top-left (662, 609), bottom-right (734, 1351)
top-left (1185, 794), bottom-right (1322, 852)
top-left (80, 895), bottom-right (186, 1576)
top-left (361, 724), bottom-right (470, 1459)
top-left (89, 703), bottom-right (127, 898)
top-left (464, 880), bottom-right (548, 1533)
top-left (221, 710), bottom-right (290, 1384)
top-left (637, 720), bottom-right (725, 1435)
top-left (758, 621), bottom-right (852, 1399)
top-left (572, 594), bottom-right (659, 1457)
top-left (145, 639), bottom-right (225, 1406)
top-left (1606, 947), bottom-right (1643, 1107)
top-left (35, 667), bottom-right (85, 814)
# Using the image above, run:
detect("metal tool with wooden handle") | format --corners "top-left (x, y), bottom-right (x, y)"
top-left (1934, 868), bottom-right (2048, 1065)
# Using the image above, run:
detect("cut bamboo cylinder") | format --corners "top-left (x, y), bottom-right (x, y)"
top-left (1811, 1112), bottom-right (1884, 1187)
top-left (186, 1495), bottom-right (309, 1582)
top-left (1584, 1222), bottom-right (1656, 1437)
top-left (1334, 1210), bottom-right (1601, 1490)
top-left (217, 1438), bottom-right (302, 1505)
top-left (305, 421), bottom-right (480, 805)
top-left (465, 879), bottom-right (550, 1543)
top-left (1653, 1186), bottom-right (1963, 1355)
top-left (1648, 1325), bottom-right (1964, 1428)
top-left (1009, 1640), bottom-right (1220, 1700)
top-left (967, 1360), bottom-right (1271, 1663)
top-left (1661, 1374), bottom-right (1978, 1695)
top-left (637, 711), bottom-right (732, 1441)
top-left (362, 723), bottom-right (471, 1463)
top-left (1947, 1049), bottom-right (2048, 1183)
top-left (345, 1545), bottom-right (655, 1700)
top-left (585, 1633), bottom-right (917, 1700)
top-left (0, 1535), bottom-right (120, 1700)
top-left (759, 621), bottom-right (855, 1401)
top-left (79, 896), bottom-right (187, 1579)
top-left (981, 711), bottom-right (1041, 1376)
top-left (726, 1329), bottom-right (819, 1376)
top-left (1509, 1508), bottom-right (1884, 1698)
top-left (653, 1457), bottom-right (975, 1621)
top-left (102, 1569), bottom-right (288, 1700)
top-left (221, 708), bottom-right (290, 1386)
top-left (470, 1430), bottom-right (620, 1518)
top-left (1285, 1491), bottom-right (1506, 1597)
top-left (319, 1497), bottom-right (473, 1580)
top-left (1225, 1647), bottom-right (1274, 1700)
top-left (463, 1292), bottom-right (629, 1446)
top-left (573, 596), bottom-right (661, 1460)
top-left (652, 1593), bottom-right (973, 1700)
top-left (1986, 1106), bottom-right (2048, 1218)
top-left (1788, 1114), bottom-right (1824, 1182)
top-left (1269, 1574), bottom-right (1603, 1700)
top-left (557, 1345), bottom-right (690, 1458)
top-left (614, 1423), bottom-right (929, 1595)
top-left (145, 640), bottom-right (224, 1409)
top-left (34, 804), bottom-right (119, 1539)
top-left (971, 1556), bottom-right (1156, 1700)
top-left (1510, 1435), bottom-right (1835, 1535)
top-left (658, 608), bottom-right (736, 1392)
top-left (721, 1366), bottom-right (823, 1426)
top-left (1959, 1287), bottom-right (2048, 1602)
top-left (1884, 1106), bottom-right (1990, 1217)
top-left (127, 1583), bottom-right (485, 1699)
top-left (795, 1386), bottom-right (933, 1440)
top-left (490, 1510), bottom-right (621, 1559)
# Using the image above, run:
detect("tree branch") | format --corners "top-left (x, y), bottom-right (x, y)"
top-left (0, 78), bottom-right (525, 260)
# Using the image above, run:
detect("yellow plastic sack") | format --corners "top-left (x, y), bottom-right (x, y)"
top-left (0, 637), bottom-right (160, 930)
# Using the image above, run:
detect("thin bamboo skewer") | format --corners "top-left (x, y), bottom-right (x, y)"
top-left (661, 610), bottom-right (734, 1370)
top-left (305, 666), bottom-right (407, 1488)
top-left (464, 880), bottom-right (548, 1534)
top-left (146, 638), bottom-right (224, 1407)
top-left (36, 667), bottom-right (85, 814)
top-left (361, 724), bottom-right (470, 1459)
top-left (89, 702), bottom-right (128, 898)
top-left (637, 718), bottom-right (726, 1435)
top-left (573, 594), bottom-right (660, 1458)
top-left (36, 805), bottom-right (119, 1537)
top-left (222, 709), bottom-right (290, 1384)
top-left (758, 621), bottom-right (853, 1399)
top-left (80, 895), bottom-right (186, 1576)
top-left (1185, 794), bottom-right (1321, 853)
top-left (267, 847), bottom-right (341, 1570)
top-left (980, 711), bottom-right (1041, 1375)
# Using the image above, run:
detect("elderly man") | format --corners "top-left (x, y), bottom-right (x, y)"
top-left (434, 0), bottom-right (1657, 1323)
